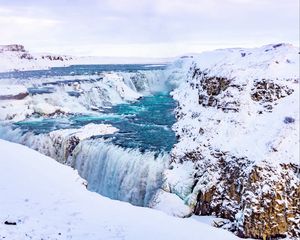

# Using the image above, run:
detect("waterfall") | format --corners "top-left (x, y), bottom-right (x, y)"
top-left (120, 70), bottom-right (169, 94)
top-left (0, 125), bottom-right (170, 207)
top-left (0, 66), bottom-right (174, 207)
top-left (69, 140), bottom-right (169, 206)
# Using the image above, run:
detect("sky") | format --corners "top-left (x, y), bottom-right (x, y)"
top-left (0, 0), bottom-right (299, 57)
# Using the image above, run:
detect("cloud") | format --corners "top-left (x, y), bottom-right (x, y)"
top-left (0, 6), bottom-right (60, 48)
top-left (0, 0), bottom-right (298, 57)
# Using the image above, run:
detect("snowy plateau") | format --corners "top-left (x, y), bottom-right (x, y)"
top-left (0, 43), bottom-right (299, 240)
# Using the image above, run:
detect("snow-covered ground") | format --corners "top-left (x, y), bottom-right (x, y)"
top-left (0, 139), bottom-right (239, 240)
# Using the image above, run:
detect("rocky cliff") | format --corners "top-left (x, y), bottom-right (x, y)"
top-left (158, 43), bottom-right (300, 239)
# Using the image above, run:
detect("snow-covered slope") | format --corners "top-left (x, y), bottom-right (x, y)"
top-left (0, 139), bottom-right (239, 240)
top-left (156, 43), bottom-right (300, 239)
top-left (0, 44), bottom-right (77, 72)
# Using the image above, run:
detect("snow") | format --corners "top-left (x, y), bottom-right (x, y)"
top-left (150, 189), bottom-right (192, 217)
top-left (170, 43), bottom-right (300, 165)
top-left (162, 161), bottom-right (195, 200)
top-left (32, 102), bottom-right (63, 115)
top-left (0, 45), bottom-right (73, 72)
top-left (0, 84), bottom-right (27, 96)
top-left (0, 139), bottom-right (239, 240)
top-left (50, 123), bottom-right (118, 140)
top-left (0, 44), bottom-right (169, 73)
top-left (189, 43), bottom-right (299, 80)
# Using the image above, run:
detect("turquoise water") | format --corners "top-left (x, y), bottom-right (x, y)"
top-left (9, 64), bottom-right (176, 153)
top-left (0, 64), bottom-right (166, 79)
top-left (15, 92), bottom-right (177, 153)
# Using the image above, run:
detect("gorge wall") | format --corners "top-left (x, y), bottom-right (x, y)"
top-left (156, 43), bottom-right (300, 239)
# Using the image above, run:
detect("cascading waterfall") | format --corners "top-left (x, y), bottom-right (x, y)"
top-left (69, 140), bottom-right (169, 206)
top-left (0, 64), bottom-right (177, 207)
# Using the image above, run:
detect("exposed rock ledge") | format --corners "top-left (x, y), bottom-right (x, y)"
top-left (0, 85), bottom-right (28, 100)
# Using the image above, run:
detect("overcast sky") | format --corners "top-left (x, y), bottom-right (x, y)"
top-left (0, 0), bottom-right (299, 57)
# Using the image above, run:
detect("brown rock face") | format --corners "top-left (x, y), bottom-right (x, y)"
top-left (183, 150), bottom-right (300, 239)
top-left (192, 153), bottom-right (251, 221)
top-left (239, 164), bottom-right (300, 239)
top-left (190, 66), bottom-right (242, 113)
top-left (0, 92), bottom-right (28, 100)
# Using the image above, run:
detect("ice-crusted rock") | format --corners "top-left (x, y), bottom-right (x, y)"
top-left (162, 43), bottom-right (300, 239)
top-left (47, 123), bottom-right (118, 162)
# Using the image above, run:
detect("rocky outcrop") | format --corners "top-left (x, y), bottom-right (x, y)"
top-left (0, 44), bottom-right (26, 53)
top-left (185, 150), bottom-right (300, 239)
top-left (41, 55), bottom-right (73, 61)
top-left (251, 80), bottom-right (294, 112)
top-left (20, 53), bottom-right (34, 60)
top-left (238, 163), bottom-right (300, 239)
top-left (191, 66), bottom-right (242, 112)
top-left (0, 45), bottom-right (34, 60)
top-left (0, 92), bottom-right (28, 100)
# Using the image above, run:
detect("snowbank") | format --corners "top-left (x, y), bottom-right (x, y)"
top-left (50, 123), bottom-right (118, 140)
top-left (0, 139), bottom-right (239, 240)
top-left (0, 84), bottom-right (27, 96)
